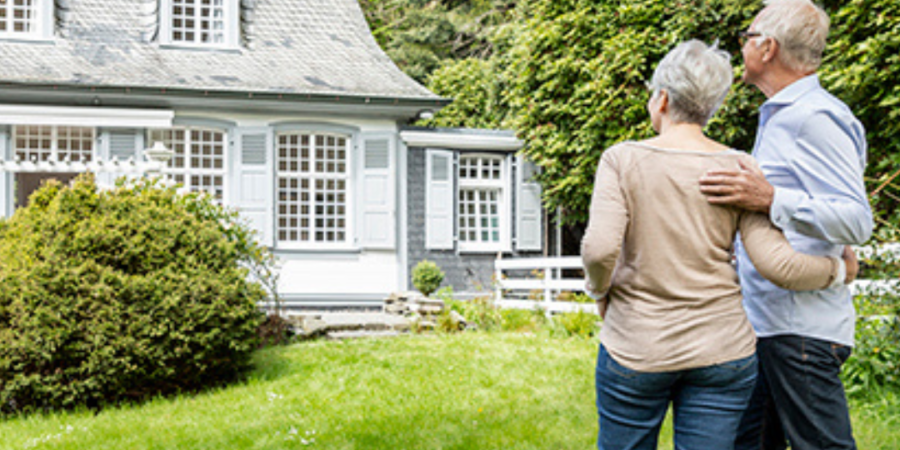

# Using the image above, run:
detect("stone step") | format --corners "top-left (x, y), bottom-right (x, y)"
top-left (326, 330), bottom-right (403, 340)
top-left (286, 312), bottom-right (412, 339)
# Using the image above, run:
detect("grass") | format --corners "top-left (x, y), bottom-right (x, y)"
top-left (1, 332), bottom-right (897, 449)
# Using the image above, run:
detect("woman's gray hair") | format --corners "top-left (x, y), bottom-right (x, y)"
top-left (648, 39), bottom-right (733, 126)
top-left (754, 0), bottom-right (829, 73)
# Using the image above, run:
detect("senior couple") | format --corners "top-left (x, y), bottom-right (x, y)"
top-left (582, 1), bottom-right (871, 449)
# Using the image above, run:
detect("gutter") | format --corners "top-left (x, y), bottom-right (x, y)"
top-left (0, 81), bottom-right (453, 110)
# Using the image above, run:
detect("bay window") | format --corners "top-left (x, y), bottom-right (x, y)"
top-left (148, 126), bottom-right (226, 201)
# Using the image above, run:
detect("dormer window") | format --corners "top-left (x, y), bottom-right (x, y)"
top-left (160, 0), bottom-right (239, 49)
top-left (0, 0), bottom-right (53, 40)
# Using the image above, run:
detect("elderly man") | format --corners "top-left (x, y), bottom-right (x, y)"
top-left (699, 1), bottom-right (872, 449)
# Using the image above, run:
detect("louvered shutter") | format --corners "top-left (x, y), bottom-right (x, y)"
top-left (100, 129), bottom-right (140, 187)
top-left (359, 133), bottom-right (396, 249)
top-left (231, 127), bottom-right (273, 246)
top-left (515, 155), bottom-right (543, 251)
top-left (425, 149), bottom-right (454, 250)
top-left (107, 129), bottom-right (141, 161)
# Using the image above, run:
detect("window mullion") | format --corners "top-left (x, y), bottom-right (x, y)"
top-left (51, 126), bottom-right (58, 161)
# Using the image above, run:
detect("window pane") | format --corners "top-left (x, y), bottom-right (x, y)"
top-left (276, 131), bottom-right (350, 244)
top-left (171, 0), bottom-right (225, 44)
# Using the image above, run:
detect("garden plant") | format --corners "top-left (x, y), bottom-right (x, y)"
top-left (0, 175), bottom-right (273, 416)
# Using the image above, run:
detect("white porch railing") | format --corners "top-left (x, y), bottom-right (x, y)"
top-left (494, 256), bottom-right (596, 314)
top-left (494, 244), bottom-right (898, 314)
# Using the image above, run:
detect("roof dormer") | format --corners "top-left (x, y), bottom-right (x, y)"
top-left (0, 0), bottom-right (54, 41)
top-left (138, 0), bottom-right (258, 50)
top-left (160, 0), bottom-right (240, 49)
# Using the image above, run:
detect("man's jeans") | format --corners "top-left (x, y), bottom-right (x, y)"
top-left (735, 335), bottom-right (857, 450)
top-left (595, 344), bottom-right (757, 450)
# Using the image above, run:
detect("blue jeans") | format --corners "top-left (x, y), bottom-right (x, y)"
top-left (596, 344), bottom-right (757, 450)
top-left (734, 335), bottom-right (856, 450)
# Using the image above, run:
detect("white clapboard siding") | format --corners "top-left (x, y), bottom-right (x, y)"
top-left (425, 149), bottom-right (454, 250)
top-left (232, 127), bottom-right (273, 246)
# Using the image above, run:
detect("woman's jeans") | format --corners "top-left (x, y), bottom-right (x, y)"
top-left (596, 344), bottom-right (757, 450)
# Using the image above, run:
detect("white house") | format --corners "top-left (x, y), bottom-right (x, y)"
top-left (0, 0), bottom-right (544, 308)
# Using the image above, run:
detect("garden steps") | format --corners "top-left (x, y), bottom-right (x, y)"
top-left (285, 311), bottom-right (412, 340)
top-left (326, 329), bottom-right (404, 340)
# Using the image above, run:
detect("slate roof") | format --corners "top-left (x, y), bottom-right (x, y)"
top-left (0, 0), bottom-right (441, 101)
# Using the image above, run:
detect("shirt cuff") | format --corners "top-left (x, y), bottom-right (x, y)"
top-left (770, 187), bottom-right (804, 231)
top-left (828, 257), bottom-right (847, 290)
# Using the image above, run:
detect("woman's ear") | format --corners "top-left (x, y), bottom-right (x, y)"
top-left (657, 89), bottom-right (670, 113)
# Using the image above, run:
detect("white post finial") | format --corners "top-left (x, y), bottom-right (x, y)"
top-left (144, 141), bottom-right (174, 178)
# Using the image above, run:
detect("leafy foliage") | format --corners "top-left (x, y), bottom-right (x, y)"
top-left (359, 0), bottom-right (517, 83)
top-left (363, 0), bottom-right (899, 236)
top-left (0, 175), bottom-right (269, 415)
top-left (821, 0), bottom-right (900, 241)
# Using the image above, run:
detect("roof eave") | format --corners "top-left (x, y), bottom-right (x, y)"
top-left (0, 81), bottom-right (453, 119)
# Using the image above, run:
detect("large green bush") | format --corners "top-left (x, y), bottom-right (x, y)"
top-left (0, 175), bottom-right (269, 415)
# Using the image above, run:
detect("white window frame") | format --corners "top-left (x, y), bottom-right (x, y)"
top-left (147, 126), bottom-right (228, 203)
top-left (159, 0), bottom-right (240, 49)
top-left (12, 125), bottom-right (97, 163)
top-left (457, 153), bottom-right (511, 253)
top-left (275, 130), bottom-right (354, 251)
top-left (0, 0), bottom-right (53, 41)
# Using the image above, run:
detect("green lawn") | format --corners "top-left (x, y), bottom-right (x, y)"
top-left (1, 333), bottom-right (897, 449)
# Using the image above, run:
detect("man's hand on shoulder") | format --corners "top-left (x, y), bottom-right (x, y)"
top-left (699, 158), bottom-right (775, 214)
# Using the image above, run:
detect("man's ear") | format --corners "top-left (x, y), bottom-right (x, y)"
top-left (761, 37), bottom-right (778, 63)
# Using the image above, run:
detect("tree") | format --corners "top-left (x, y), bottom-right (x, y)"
top-left (361, 0), bottom-right (899, 239)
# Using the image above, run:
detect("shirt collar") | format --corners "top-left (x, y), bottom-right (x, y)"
top-left (763, 74), bottom-right (820, 107)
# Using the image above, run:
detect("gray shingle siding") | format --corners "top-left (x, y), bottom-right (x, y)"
top-left (406, 147), bottom-right (542, 296)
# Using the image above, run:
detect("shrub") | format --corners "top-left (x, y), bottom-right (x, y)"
top-left (843, 315), bottom-right (900, 398)
top-left (842, 246), bottom-right (900, 397)
top-left (447, 296), bottom-right (502, 331)
top-left (0, 175), bottom-right (269, 415)
top-left (412, 260), bottom-right (445, 297)
top-left (500, 308), bottom-right (546, 333)
top-left (551, 310), bottom-right (601, 339)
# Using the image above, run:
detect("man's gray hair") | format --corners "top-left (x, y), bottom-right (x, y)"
top-left (755, 0), bottom-right (830, 73)
top-left (648, 40), bottom-right (733, 126)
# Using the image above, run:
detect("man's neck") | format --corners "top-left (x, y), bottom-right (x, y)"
top-left (758, 70), bottom-right (815, 99)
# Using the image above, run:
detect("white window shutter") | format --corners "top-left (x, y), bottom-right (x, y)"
top-left (107, 129), bottom-right (141, 161)
top-left (425, 149), bottom-right (454, 250)
top-left (515, 155), bottom-right (543, 251)
top-left (231, 127), bottom-right (274, 246)
top-left (359, 133), bottom-right (396, 249)
top-left (103, 129), bottom-right (142, 186)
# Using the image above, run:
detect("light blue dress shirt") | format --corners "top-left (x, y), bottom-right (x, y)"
top-left (735, 74), bottom-right (873, 346)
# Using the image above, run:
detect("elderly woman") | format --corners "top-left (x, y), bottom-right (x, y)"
top-left (581, 40), bottom-right (854, 450)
